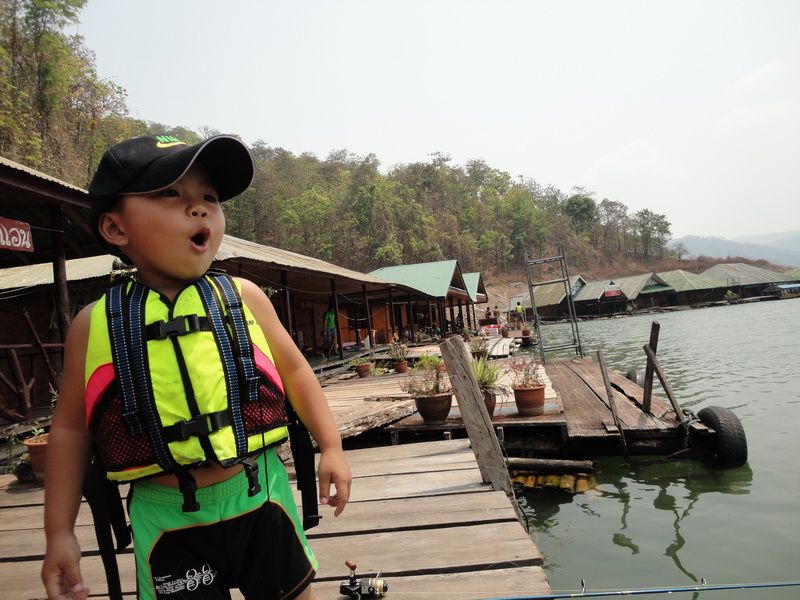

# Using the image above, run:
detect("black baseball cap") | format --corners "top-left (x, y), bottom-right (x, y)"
top-left (88, 134), bottom-right (254, 256)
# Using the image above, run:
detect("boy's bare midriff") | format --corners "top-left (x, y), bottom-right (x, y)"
top-left (148, 462), bottom-right (245, 489)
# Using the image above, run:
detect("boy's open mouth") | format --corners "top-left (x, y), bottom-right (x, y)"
top-left (190, 228), bottom-right (210, 248)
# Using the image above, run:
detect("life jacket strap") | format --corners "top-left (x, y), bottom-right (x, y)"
top-left (162, 410), bottom-right (232, 443)
top-left (176, 469), bottom-right (200, 512)
top-left (242, 457), bottom-right (261, 497)
top-left (144, 315), bottom-right (210, 341)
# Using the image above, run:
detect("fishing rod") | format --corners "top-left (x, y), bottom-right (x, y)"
top-left (480, 579), bottom-right (800, 600)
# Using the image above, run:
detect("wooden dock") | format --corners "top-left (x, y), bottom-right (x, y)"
top-left (0, 439), bottom-right (550, 600)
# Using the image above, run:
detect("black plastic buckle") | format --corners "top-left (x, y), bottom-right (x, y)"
top-left (154, 315), bottom-right (201, 340)
top-left (174, 415), bottom-right (213, 441)
top-left (243, 458), bottom-right (261, 497)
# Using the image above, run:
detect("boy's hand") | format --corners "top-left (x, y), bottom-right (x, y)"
top-left (317, 448), bottom-right (352, 517)
top-left (42, 534), bottom-right (89, 600)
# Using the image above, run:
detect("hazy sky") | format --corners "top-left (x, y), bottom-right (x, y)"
top-left (75, 1), bottom-right (799, 240)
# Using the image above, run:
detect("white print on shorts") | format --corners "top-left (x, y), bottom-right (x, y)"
top-left (153, 564), bottom-right (218, 595)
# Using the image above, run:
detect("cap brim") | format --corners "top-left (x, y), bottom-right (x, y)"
top-left (119, 135), bottom-right (254, 201)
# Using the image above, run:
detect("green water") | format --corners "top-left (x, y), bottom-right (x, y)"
top-left (517, 300), bottom-right (800, 599)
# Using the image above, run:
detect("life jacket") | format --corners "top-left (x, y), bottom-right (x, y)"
top-left (85, 271), bottom-right (290, 511)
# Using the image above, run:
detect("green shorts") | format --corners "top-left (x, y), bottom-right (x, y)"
top-left (129, 449), bottom-right (317, 600)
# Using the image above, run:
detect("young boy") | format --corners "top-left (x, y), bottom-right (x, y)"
top-left (41, 134), bottom-right (352, 600)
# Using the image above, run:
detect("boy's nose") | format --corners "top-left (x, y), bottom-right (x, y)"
top-left (188, 200), bottom-right (208, 217)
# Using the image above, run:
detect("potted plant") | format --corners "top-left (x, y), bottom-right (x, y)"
top-left (500, 323), bottom-right (510, 338)
top-left (21, 427), bottom-right (49, 485)
top-left (505, 355), bottom-right (545, 417)
top-left (388, 339), bottom-right (409, 373)
top-left (521, 322), bottom-right (533, 337)
top-left (469, 331), bottom-right (489, 360)
top-left (349, 355), bottom-right (373, 378)
top-left (400, 353), bottom-right (452, 424)
top-left (470, 356), bottom-right (506, 417)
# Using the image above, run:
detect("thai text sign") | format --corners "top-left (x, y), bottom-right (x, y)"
top-left (0, 216), bottom-right (34, 252)
top-left (604, 284), bottom-right (621, 297)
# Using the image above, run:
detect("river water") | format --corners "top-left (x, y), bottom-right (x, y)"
top-left (517, 299), bottom-right (800, 599)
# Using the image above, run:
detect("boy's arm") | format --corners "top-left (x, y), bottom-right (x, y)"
top-left (239, 279), bottom-right (351, 516)
top-left (42, 306), bottom-right (94, 600)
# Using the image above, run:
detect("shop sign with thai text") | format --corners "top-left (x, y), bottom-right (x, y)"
top-left (0, 216), bottom-right (34, 252)
top-left (604, 284), bottom-right (621, 297)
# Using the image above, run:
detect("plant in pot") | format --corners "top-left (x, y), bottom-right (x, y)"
top-left (521, 322), bottom-right (533, 337)
top-left (349, 355), bottom-right (373, 378)
top-left (500, 323), bottom-right (510, 338)
top-left (505, 355), bottom-right (545, 417)
top-left (388, 339), bottom-right (409, 373)
top-left (400, 353), bottom-right (452, 424)
top-left (469, 331), bottom-right (489, 360)
top-left (21, 426), bottom-right (49, 485)
top-left (470, 356), bottom-right (506, 418)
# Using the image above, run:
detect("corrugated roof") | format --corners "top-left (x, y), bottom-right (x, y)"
top-left (783, 267), bottom-right (800, 281)
top-left (573, 279), bottom-right (627, 302)
top-left (216, 235), bottom-right (390, 286)
top-left (657, 269), bottom-right (725, 292)
top-left (369, 260), bottom-right (468, 299)
top-left (700, 263), bottom-right (792, 286)
top-left (613, 273), bottom-right (672, 298)
top-left (515, 275), bottom-right (586, 309)
top-left (0, 156), bottom-right (87, 193)
top-left (0, 254), bottom-right (120, 290)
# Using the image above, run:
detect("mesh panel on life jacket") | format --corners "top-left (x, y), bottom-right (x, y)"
top-left (243, 372), bottom-right (288, 437)
top-left (90, 384), bottom-right (161, 473)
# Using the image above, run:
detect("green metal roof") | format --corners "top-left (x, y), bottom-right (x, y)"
top-left (657, 269), bottom-right (725, 292)
top-left (612, 273), bottom-right (672, 298)
top-left (783, 267), bottom-right (800, 281)
top-left (369, 260), bottom-right (468, 299)
top-left (573, 279), bottom-right (626, 302)
top-left (462, 272), bottom-right (488, 303)
top-left (700, 263), bottom-right (793, 286)
top-left (515, 275), bottom-right (586, 309)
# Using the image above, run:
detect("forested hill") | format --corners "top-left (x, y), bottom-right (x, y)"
top-left (2, 1), bottom-right (674, 279)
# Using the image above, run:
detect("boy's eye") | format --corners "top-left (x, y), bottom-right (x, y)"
top-left (159, 189), bottom-right (179, 197)
top-left (204, 194), bottom-right (219, 203)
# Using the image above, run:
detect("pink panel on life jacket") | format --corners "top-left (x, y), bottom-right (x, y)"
top-left (85, 363), bottom-right (115, 427)
top-left (253, 344), bottom-right (285, 395)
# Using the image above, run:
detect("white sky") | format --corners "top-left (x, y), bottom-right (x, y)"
top-left (75, 0), bottom-right (800, 240)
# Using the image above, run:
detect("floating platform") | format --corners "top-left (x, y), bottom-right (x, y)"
top-left (389, 357), bottom-right (713, 458)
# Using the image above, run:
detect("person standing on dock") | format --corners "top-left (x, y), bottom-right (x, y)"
top-left (41, 134), bottom-right (351, 600)
top-left (323, 305), bottom-right (337, 350)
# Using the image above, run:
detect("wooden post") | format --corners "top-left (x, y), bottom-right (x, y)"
top-left (642, 321), bottom-right (660, 413)
top-left (50, 206), bottom-right (71, 342)
top-left (438, 336), bottom-right (524, 524)
top-left (643, 344), bottom-right (685, 421)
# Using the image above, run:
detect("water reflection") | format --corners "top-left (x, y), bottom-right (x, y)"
top-left (518, 458), bottom-right (754, 589)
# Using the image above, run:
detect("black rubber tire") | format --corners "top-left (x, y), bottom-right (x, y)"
top-left (626, 369), bottom-right (646, 387)
top-left (697, 406), bottom-right (748, 467)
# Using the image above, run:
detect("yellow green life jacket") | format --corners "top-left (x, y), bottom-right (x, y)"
top-left (85, 272), bottom-right (289, 509)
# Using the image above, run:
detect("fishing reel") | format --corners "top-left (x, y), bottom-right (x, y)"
top-left (339, 559), bottom-right (388, 599)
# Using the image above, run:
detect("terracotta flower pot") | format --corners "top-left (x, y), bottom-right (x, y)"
top-left (413, 393), bottom-right (453, 424)
top-left (513, 385), bottom-right (545, 417)
top-left (482, 390), bottom-right (497, 418)
top-left (521, 329), bottom-right (532, 337)
top-left (394, 361), bottom-right (408, 373)
top-left (355, 363), bottom-right (371, 378)
top-left (22, 433), bottom-right (48, 485)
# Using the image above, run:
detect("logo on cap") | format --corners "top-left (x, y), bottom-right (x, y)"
top-left (155, 135), bottom-right (187, 149)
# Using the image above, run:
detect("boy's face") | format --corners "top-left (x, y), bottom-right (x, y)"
top-left (99, 163), bottom-right (225, 293)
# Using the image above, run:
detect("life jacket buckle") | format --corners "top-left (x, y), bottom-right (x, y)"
top-left (151, 314), bottom-right (202, 340)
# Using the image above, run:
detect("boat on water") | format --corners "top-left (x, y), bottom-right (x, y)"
top-left (764, 282), bottom-right (800, 299)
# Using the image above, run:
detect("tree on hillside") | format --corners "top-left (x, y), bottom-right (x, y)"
top-left (0, 0), bottom-right (133, 184)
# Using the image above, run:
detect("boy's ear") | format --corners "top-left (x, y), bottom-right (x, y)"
top-left (96, 212), bottom-right (129, 249)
